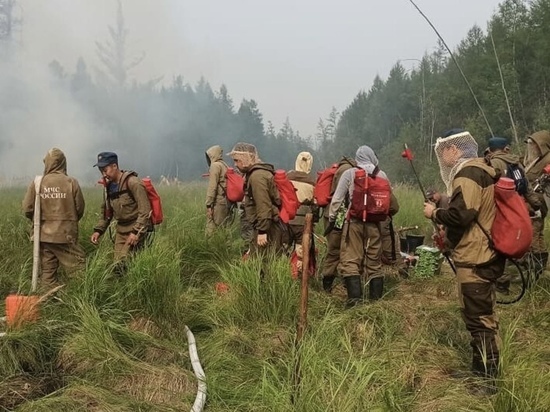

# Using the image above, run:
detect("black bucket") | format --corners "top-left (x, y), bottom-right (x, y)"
top-left (405, 234), bottom-right (425, 254)
top-left (399, 237), bottom-right (408, 253)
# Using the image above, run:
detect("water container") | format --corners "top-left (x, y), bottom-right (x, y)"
top-left (5, 294), bottom-right (40, 327)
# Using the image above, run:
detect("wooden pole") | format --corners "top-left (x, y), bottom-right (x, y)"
top-left (296, 213), bottom-right (313, 344)
top-left (292, 213), bottom-right (313, 404)
top-left (31, 176), bottom-right (43, 293)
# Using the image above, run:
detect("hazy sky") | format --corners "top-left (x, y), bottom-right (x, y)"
top-left (21, 0), bottom-right (502, 139)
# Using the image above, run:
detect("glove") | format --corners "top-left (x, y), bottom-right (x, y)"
top-left (531, 209), bottom-right (542, 219)
top-left (323, 220), bottom-right (335, 237)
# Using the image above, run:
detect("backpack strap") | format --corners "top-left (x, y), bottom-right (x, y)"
top-left (107, 173), bottom-right (137, 201)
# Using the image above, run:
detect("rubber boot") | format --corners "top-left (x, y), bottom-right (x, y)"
top-left (322, 275), bottom-right (336, 293)
top-left (470, 354), bottom-right (499, 396)
top-left (344, 276), bottom-right (363, 308)
top-left (368, 277), bottom-right (384, 301)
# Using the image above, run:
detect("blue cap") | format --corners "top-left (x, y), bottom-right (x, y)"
top-left (488, 137), bottom-right (509, 150)
top-left (94, 152), bottom-right (118, 168)
top-left (442, 128), bottom-right (465, 138)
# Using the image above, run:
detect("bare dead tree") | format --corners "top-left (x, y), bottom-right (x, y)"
top-left (95, 0), bottom-right (145, 88)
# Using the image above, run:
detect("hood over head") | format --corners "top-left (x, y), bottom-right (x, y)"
top-left (295, 151), bottom-right (313, 173)
top-left (355, 145), bottom-right (378, 174)
top-left (206, 145), bottom-right (223, 166)
top-left (43, 148), bottom-right (67, 175)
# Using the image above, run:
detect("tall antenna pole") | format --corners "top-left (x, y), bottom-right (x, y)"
top-left (407, 0), bottom-right (494, 137)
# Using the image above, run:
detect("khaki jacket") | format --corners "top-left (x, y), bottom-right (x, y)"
top-left (524, 130), bottom-right (550, 215)
top-left (489, 151), bottom-right (542, 212)
top-left (205, 145), bottom-right (228, 208)
top-left (525, 130), bottom-right (550, 182)
top-left (244, 163), bottom-right (280, 232)
top-left (433, 158), bottom-right (498, 267)
top-left (22, 148), bottom-right (85, 244)
top-left (94, 171), bottom-right (151, 235)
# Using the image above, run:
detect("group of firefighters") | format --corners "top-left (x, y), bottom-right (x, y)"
top-left (204, 129), bottom-right (550, 396)
top-left (20, 127), bottom-right (550, 396)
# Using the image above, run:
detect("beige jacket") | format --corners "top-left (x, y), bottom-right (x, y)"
top-left (22, 148), bottom-right (85, 244)
top-left (205, 145), bottom-right (228, 208)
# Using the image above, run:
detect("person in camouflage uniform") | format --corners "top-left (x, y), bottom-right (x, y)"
top-left (22, 148), bottom-right (86, 288)
top-left (320, 155), bottom-right (356, 292)
top-left (523, 131), bottom-right (550, 273)
top-left (205, 145), bottom-right (231, 236)
top-left (90, 152), bottom-right (152, 274)
top-left (486, 136), bottom-right (543, 288)
top-left (424, 130), bottom-right (505, 395)
top-left (229, 142), bottom-right (284, 256)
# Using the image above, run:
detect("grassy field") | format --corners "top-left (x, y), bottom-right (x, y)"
top-left (0, 184), bottom-right (549, 411)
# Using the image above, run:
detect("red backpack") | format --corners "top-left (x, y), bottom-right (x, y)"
top-left (348, 167), bottom-right (391, 222)
top-left (103, 175), bottom-right (164, 225)
top-left (314, 164), bottom-right (339, 207)
top-left (274, 169), bottom-right (300, 224)
top-left (225, 167), bottom-right (245, 203)
top-left (479, 177), bottom-right (532, 259)
top-left (142, 177), bottom-right (163, 225)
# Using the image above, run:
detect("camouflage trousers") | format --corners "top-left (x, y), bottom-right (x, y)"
top-left (456, 257), bottom-right (505, 360)
top-left (40, 241), bottom-right (86, 287)
top-left (531, 216), bottom-right (546, 253)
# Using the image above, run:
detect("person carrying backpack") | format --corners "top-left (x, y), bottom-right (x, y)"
top-left (423, 130), bottom-right (504, 395)
top-left (287, 151), bottom-right (316, 274)
top-left (90, 152), bottom-right (152, 275)
top-left (205, 145), bottom-right (231, 236)
top-left (327, 145), bottom-right (391, 307)
top-left (319, 155), bottom-right (356, 292)
top-left (523, 130), bottom-right (550, 275)
top-left (486, 137), bottom-right (541, 211)
top-left (486, 136), bottom-right (543, 287)
top-left (228, 142), bottom-right (285, 256)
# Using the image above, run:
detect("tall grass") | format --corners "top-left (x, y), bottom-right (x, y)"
top-left (0, 184), bottom-right (549, 410)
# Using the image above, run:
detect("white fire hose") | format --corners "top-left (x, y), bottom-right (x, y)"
top-left (185, 325), bottom-right (206, 412)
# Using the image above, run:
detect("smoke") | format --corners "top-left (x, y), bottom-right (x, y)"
top-left (0, 54), bottom-right (110, 185)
